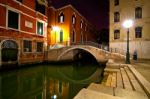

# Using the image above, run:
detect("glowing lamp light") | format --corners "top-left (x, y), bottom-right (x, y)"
top-left (123, 19), bottom-right (133, 28)
top-left (52, 26), bottom-right (60, 32)
top-left (51, 95), bottom-right (57, 99)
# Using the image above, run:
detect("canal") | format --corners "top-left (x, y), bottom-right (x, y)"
top-left (0, 51), bottom-right (105, 99)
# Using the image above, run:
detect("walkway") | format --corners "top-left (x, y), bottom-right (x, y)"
top-left (74, 62), bottom-right (150, 99)
top-left (132, 60), bottom-right (150, 82)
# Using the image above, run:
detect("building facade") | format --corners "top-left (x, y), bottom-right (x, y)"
top-left (109, 0), bottom-right (150, 59)
top-left (48, 5), bottom-right (95, 48)
top-left (0, 0), bottom-right (48, 67)
top-left (0, 1), bottom-right (95, 67)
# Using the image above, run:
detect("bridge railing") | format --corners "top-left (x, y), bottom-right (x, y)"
top-left (71, 41), bottom-right (109, 51)
top-left (71, 41), bottom-right (135, 58)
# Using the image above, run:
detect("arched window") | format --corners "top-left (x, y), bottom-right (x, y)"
top-left (114, 12), bottom-right (120, 22)
top-left (58, 12), bottom-right (64, 23)
top-left (80, 20), bottom-right (83, 29)
top-left (2, 40), bottom-right (18, 49)
top-left (72, 14), bottom-right (76, 25)
top-left (135, 7), bottom-right (142, 19)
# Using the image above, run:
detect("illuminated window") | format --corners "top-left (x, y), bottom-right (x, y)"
top-left (135, 7), bottom-right (142, 19)
top-left (114, 29), bottom-right (120, 39)
top-left (58, 13), bottom-right (64, 23)
top-left (36, 42), bottom-right (43, 52)
top-left (72, 15), bottom-right (76, 25)
top-left (114, 0), bottom-right (119, 6)
top-left (135, 27), bottom-right (142, 38)
top-left (80, 21), bottom-right (83, 29)
top-left (114, 12), bottom-right (120, 22)
top-left (23, 40), bottom-right (32, 52)
top-left (60, 30), bottom-right (63, 43)
top-left (8, 10), bottom-right (19, 29)
top-left (37, 21), bottom-right (44, 36)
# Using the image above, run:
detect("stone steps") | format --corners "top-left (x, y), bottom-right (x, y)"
top-left (74, 64), bottom-right (149, 99)
top-left (74, 88), bottom-right (122, 99)
top-left (87, 83), bottom-right (148, 99)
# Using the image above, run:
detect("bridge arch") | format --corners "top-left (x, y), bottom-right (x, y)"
top-left (57, 46), bottom-right (100, 63)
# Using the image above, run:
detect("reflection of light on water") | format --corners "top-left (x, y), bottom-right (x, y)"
top-left (51, 94), bottom-right (57, 99)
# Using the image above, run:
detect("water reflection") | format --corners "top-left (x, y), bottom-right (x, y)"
top-left (0, 63), bottom-right (104, 99)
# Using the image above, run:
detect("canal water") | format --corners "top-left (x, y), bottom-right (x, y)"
top-left (0, 62), bottom-right (105, 99)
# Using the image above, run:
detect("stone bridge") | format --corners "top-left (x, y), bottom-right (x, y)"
top-left (47, 44), bottom-right (125, 64)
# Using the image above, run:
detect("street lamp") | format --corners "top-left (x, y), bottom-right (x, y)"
top-left (52, 26), bottom-right (60, 44)
top-left (123, 19), bottom-right (133, 64)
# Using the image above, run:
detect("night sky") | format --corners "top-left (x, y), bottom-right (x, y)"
top-left (51, 0), bottom-right (109, 30)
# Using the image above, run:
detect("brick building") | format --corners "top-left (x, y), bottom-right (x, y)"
top-left (0, 0), bottom-right (95, 67)
top-left (0, 0), bottom-right (48, 67)
top-left (48, 5), bottom-right (95, 48)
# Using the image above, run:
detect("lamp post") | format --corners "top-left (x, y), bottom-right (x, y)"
top-left (52, 26), bottom-right (60, 44)
top-left (123, 20), bottom-right (133, 64)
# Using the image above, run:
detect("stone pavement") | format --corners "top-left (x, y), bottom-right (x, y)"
top-left (74, 59), bottom-right (150, 99)
top-left (131, 60), bottom-right (150, 82)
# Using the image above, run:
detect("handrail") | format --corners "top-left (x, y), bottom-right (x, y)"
top-left (71, 41), bottom-right (109, 51)
top-left (71, 41), bottom-right (134, 57)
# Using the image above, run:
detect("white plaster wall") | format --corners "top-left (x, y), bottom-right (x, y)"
top-left (110, 41), bottom-right (150, 59)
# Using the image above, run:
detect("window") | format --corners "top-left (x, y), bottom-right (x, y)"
top-left (23, 40), bottom-right (32, 52)
top-left (37, 21), bottom-right (44, 35)
top-left (72, 15), bottom-right (76, 25)
top-left (114, 12), bottom-right (120, 22)
top-left (36, 0), bottom-right (45, 15)
top-left (8, 10), bottom-right (19, 29)
top-left (114, 0), bottom-right (119, 6)
top-left (135, 7), bottom-right (142, 19)
top-left (80, 21), bottom-right (83, 29)
top-left (16, 0), bottom-right (22, 3)
top-left (114, 30), bottom-right (120, 39)
top-left (58, 13), bottom-right (64, 23)
top-left (72, 31), bottom-right (75, 43)
top-left (36, 42), bottom-right (43, 52)
top-left (135, 27), bottom-right (142, 38)
top-left (80, 32), bottom-right (83, 42)
top-left (60, 30), bottom-right (63, 43)
top-left (85, 24), bottom-right (87, 31)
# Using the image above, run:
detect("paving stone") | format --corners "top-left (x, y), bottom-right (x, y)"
top-left (74, 88), bottom-right (123, 99)
top-left (115, 87), bottom-right (148, 99)
top-left (88, 83), bottom-right (114, 95)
